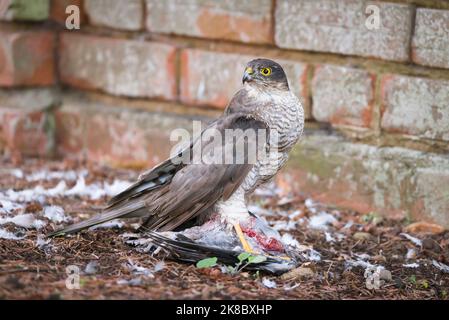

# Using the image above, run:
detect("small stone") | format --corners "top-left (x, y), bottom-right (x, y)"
top-left (406, 248), bottom-right (417, 260)
top-left (422, 238), bottom-right (441, 253)
top-left (280, 266), bottom-right (315, 281)
top-left (404, 222), bottom-right (445, 235)
top-left (353, 232), bottom-right (372, 241)
top-left (372, 255), bottom-right (387, 263)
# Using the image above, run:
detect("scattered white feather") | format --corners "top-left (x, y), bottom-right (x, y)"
top-left (153, 261), bottom-right (165, 273)
top-left (304, 198), bottom-right (317, 214)
top-left (309, 211), bottom-right (336, 230)
top-left (281, 233), bottom-right (300, 248)
top-left (292, 242), bottom-right (322, 262)
top-left (346, 259), bottom-right (375, 269)
top-left (343, 220), bottom-right (354, 229)
top-left (35, 234), bottom-right (52, 250)
top-left (43, 206), bottom-right (68, 223)
top-left (1, 182), bottom-right (66, 203)
top-left (283, 283), bottom-right (300, 291)
top-left (346, 254), bottom-right (375, 269)
top-left (90, 220), bottom-right (124, 230)
top-left (65, 176), bottom-right (104, 200)
top-left (26, 169), bottom-right (83, 182)
top-left (306, 249), bottom-right (322, 262)
top-left (254, 183), bottom-right (281, 197)
top-left (8, 168), bottom-right (24, 179)
top-left (364, 266), bottom-right (392, 289)
top-left (247, 205), bottom-right (273, 217)
top-left (0, 176), bottom-right (132, 203)
top-left (272, 220), bottom-right (297, 231)
top-left (304, 198), bottom-right (314, 208)
top-left (355, 253), bottom-right (371, 260)
top-left (0, 227), bottom-right (24, 240)
top-left (125, 259), bottom-right (154, 277)
top-left (85, 261), bottom-right (99, 274)
top-left (117, 277), bottom-right (143, 286)
top-left (122, 233), bottom-right (155, 252)
top-left (0, 213), bottom-right (46, 229)
top-left (403, 263), bottom-right (419, 268)
top-left (400, 233), bottom-right (422, 247)
top-left (289, 210), bottom-right (302, 219)
top-left (325, 232), bottom-right (335, 242)
top-left (104, 180), bottom-right (133, 197)
top-left (432, 260), bottom-right (449, 273)
top-left (262, 277), bottom-right (277, 289)
top-left (0, 199), bottom-right (23, 214)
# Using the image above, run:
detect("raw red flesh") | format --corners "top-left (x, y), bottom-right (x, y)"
top-left (241, 226), bottom-right (285, 252)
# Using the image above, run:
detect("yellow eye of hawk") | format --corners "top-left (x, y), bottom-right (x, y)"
top-left (260, 67), bottom-right (272, 76)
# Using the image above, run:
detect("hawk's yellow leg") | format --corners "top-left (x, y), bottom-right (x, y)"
top-left (233, 223), bottom-right (257, 254)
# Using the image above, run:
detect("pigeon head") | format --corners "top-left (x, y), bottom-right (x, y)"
top-left (242, 58), bottom-right (289, 90)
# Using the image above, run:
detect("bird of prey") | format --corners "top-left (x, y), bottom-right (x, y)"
top-left (49, 59), bottom-right (305, 274)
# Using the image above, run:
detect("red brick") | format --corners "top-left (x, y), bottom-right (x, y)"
top-left (54, 96), bottom-right (193, 169)
top-left (0, 30), bottom-right (55, 86)
top-left (0, 108), bottom-right (52, 157)
top-left (311, 65), bottom-right (375, 128)
top-left (85, 0), bottom-right (143, 31)
top-left (282, 134), bottom-right (449, 228)
top-left (180, 49), bottom-right (310, 115)
top-left (412, 8), bottom-right (449, 69)
top-left (145, 0), bottom-right (272, 44)
top-left (275, 0), bottom-right (413, 62)
top-left (0, 88), bottom-right (58, 158)
top-left (85, 114), bottom-right (151, 168)
top-left (59, 33), bottom-right (177, 100)
top-left (381, 75), bottom-right (449, 141)
top-left (55, 109), bottom-right (85, 158)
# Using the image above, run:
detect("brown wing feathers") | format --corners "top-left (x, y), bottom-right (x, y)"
top-left (48, 113), bottom-right (268, 236)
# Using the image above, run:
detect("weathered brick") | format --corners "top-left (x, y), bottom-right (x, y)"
top-left (0, 109), bottom-right (52, 157)
top-left (283, 133), bottom-right (449, 228)
top-left (275, 0), bottom-right (413, 62)
top-left (381, 75), bottom-right (449, 141)
top-left (50, 0), bottom-right (84, 25)
top-left (145, 0), bottom-right (272, 44)
top-left (311, 65), bottom-right (375, 128)
top-left (55, 94), bottom-right (195, 169)
top-left (0, 0), bottom-right (49, 21)
top-left (59, 33), bottom-right (177, 100)
top-left (412, 8), bottom-right (449, 69)
top-left (54, 108), bottom-right (84, 157)
top-left (0, 30), bottom-right (55, 86)
top-left (0, 88), bottom-right (59, 157)
top-left (180, 49), bottom-right (310, 115)
top-left (85, 0), bottom-right (143, 31)
top-left (413, 167), bottom-right (449, 227)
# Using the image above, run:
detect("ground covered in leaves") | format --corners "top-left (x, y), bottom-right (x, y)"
top-left (0, 158), bottom-right (448, 300)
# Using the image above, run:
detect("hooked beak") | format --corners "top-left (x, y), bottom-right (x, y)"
top-left (242, 67), bottom-right (254, 84)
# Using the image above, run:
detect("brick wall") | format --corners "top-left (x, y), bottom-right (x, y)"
top-left (1, 0), bottom-right (449, 227)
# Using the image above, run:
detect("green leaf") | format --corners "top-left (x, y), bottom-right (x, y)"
top-left (420, 280), bottom-right (429, 289)
top-left (238, 252), bottom-right (251, 262)
top-left (248, 255), bottom-right (267, 264)
top-left (196, 257), bottom-right (218, 269)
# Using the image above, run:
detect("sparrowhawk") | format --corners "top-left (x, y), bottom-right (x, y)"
top-left (50, 59), bottom-right (305, 273)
